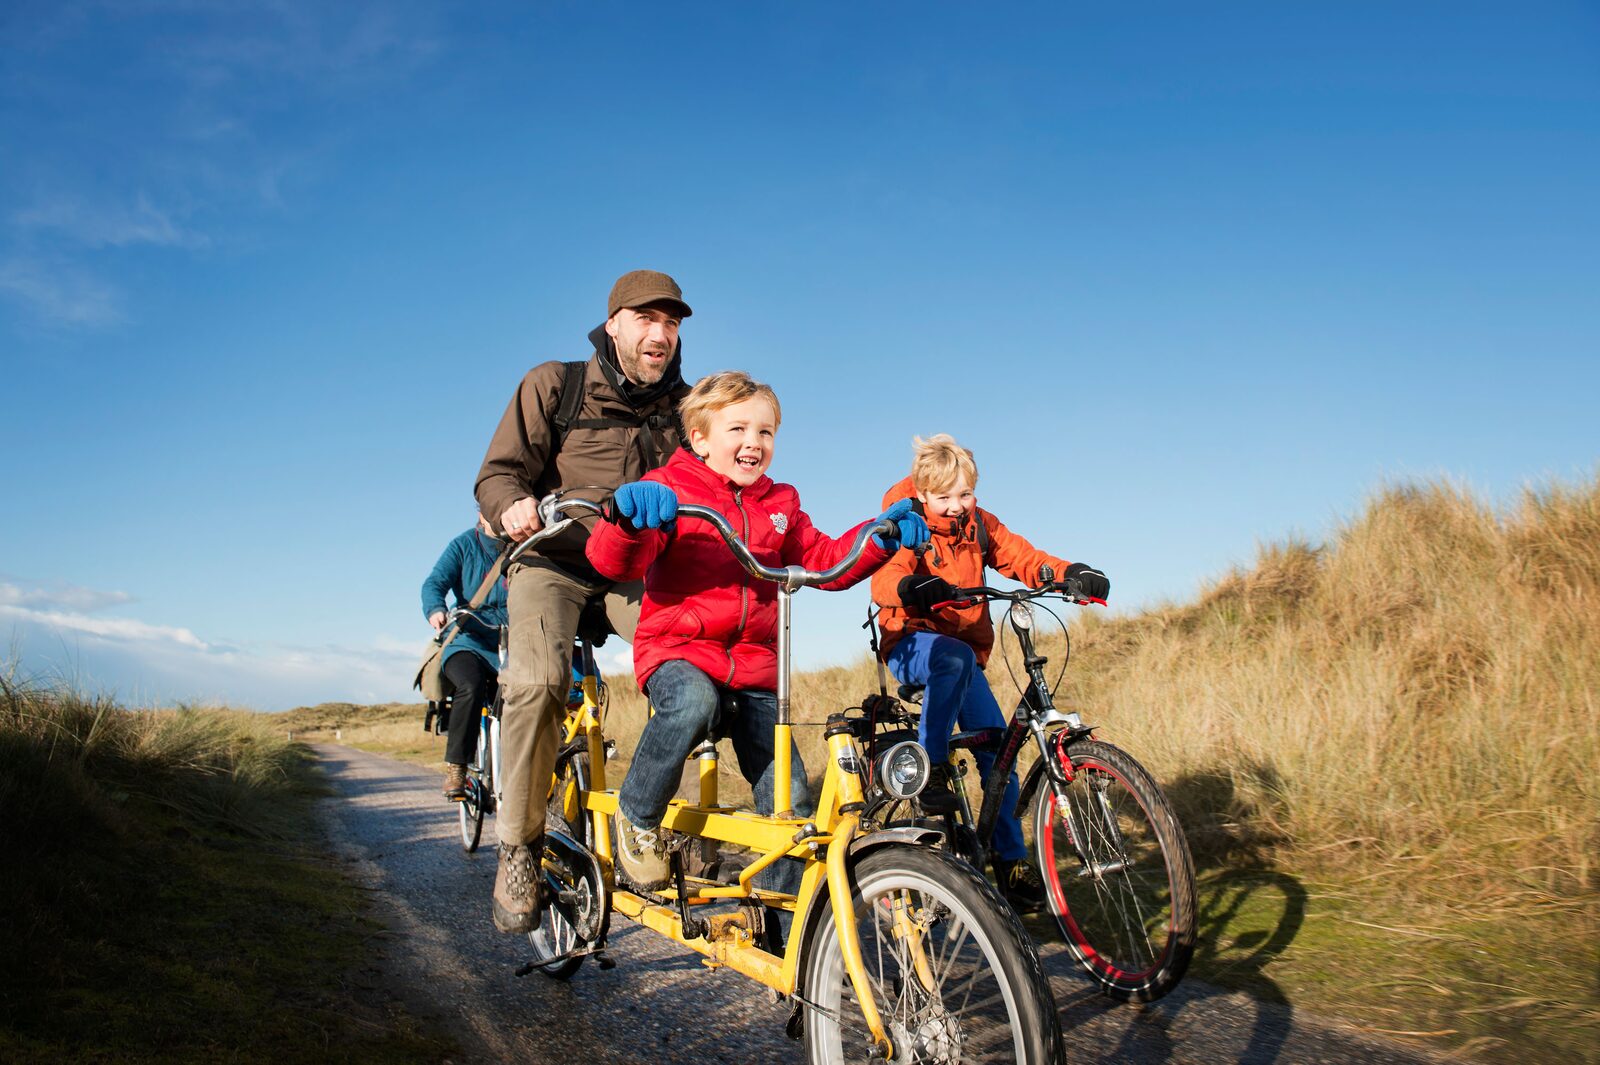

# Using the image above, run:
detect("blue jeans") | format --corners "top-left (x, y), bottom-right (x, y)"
top-left (886, 630), bottom-right (1026, 862)
top-left (619, 659), bottom-right (815, 894)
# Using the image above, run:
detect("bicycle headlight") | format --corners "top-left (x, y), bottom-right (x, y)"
top-left (877, 740), bottom-right (931, 801)
top-left (1008, 601), bottom-right (1035, 631)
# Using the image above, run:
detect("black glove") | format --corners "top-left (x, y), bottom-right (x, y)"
top-left (1063, 562), bottom-right (1110, 601)
top-left (898, 574), bottom-right (956, 611)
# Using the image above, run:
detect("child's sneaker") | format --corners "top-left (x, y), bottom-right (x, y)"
top-left (616, 811), bottom-right (671, 891)
top-left (994, 857), bottom-right (1047, 914)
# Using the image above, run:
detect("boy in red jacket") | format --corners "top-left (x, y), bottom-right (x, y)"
top-left (871, 434), bottom-right (1109, 912)
top-left (586, 371), bottom-right (929, 891)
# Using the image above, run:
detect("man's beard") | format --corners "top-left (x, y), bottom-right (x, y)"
top-left (616, 338), bottom-right (670, 386)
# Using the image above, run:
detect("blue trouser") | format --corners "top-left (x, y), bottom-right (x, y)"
top-left (620, 659), bottom-right (815, 896)
top-left (885, 630), bottom-right (1027, 862)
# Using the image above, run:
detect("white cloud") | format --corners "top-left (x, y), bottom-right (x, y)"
top-left (7, 606), bottom-right (423, 710)
top-left (2, 2), bottom-right (443, 333)
top-left (0, 257), bottom-right (124, 327)
top-left (13, 194), bottom-right (206, 250)
top-left (0, 604), bottom-right (208, 650)
top-left (0, 575), bottom-right (421, 706)
top-left (0, 578), bottom-right (135, 613)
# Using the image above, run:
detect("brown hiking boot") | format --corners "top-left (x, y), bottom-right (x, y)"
top-left (994, 856), bottom-right (1047, 915)
top-left (615, 810), bottom-right (671, 892)
top-left (442, 763), bottom-right (468, 801)
top-left (492, 841), bottom-right (542, 934)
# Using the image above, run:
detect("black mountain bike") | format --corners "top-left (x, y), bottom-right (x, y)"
top-left (858, 574), bottom-right (1198, 1002)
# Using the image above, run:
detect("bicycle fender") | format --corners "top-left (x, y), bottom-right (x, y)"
top-left (790, 826), bottom-right (947, 1010)
top-left (846, 825), bottom-right (945, 858)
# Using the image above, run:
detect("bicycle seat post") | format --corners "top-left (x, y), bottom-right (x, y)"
top-left (695, 738), bottom-right (719, 807)
top-left (772, 567), bottom-right (808, 820)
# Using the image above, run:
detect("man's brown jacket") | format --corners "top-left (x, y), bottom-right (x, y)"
top-left (475, 324), bottom-right (688, 578)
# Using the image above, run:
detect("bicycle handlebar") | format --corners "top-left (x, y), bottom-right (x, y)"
top-left (514, 492), bottom-right (897, 592)
top-left (942, 578), bottom-right (1105, 609)
top-left (432, 605), bottom-right (498, 645)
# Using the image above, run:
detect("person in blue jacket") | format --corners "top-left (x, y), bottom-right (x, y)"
top-left (422, 513), bottom-right (508, 800)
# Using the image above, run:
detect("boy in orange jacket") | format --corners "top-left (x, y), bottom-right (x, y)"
top-left (871, 434), bottom-right (1109, 911)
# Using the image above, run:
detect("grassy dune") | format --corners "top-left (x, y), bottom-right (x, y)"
top-left (287, 474), bottom-right (1599, 1061)
top-left (0, 676), bottom-right (449, 1063)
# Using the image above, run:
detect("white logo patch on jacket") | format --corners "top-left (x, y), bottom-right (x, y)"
top-left (769, 512), bottom-right (788, 534)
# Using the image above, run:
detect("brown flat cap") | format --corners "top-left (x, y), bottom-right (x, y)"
top-left (608, 269), bottom-right (692, 319)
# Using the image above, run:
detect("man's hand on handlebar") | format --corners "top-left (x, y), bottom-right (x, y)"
top-left (499, 497), bottom-right (544, 541)
top-left (612, 481), bottom-right (678, 532)
top-left (873, 499), bottom-right (931, 552)
top-left (428, 611), bottom-right (447, 632)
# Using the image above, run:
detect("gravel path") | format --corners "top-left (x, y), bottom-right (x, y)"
top-left (313, 743), bottom-right (1447, 1065)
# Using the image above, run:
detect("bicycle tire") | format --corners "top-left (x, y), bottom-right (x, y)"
top-left (459, 777), bottom-right (485, 853)
top-left (801, 846), bottom-right (1064, 1065)
top-left (1031, 738), bottom-right (1196, 1002)
top-left (526, 751), bottom-right (593, 980)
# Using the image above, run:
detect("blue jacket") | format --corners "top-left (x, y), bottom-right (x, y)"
top-left (421, 527), bottom-right (508, 672)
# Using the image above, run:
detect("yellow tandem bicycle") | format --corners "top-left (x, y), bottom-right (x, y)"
top-left (511, 492), bottom-right (1064, 1065)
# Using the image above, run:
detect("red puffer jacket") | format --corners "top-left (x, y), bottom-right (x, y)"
top-left (586, 449), bottom-right (890, 692)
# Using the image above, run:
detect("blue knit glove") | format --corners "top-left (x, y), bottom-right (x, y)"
top-left (613, 481), bottom-right (678, 531)
top-left (872, 499), bottom-right (930, 551)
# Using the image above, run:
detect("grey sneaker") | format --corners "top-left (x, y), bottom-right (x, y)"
top-left (442, 763), bottom-right (468, 801)
top-left (615, 810), bottom-right (671, 892)
top-left (492, 841), bottom-right (542, 934)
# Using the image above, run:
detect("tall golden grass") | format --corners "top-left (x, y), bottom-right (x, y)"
top-left (0, 672), bottom-right (306, 839)
top-left (1038, 475), bottom-right (1598, 904)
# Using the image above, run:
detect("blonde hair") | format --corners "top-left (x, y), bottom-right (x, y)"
top-left (680, 371), bottom-right (782, 439)
top-left (910, 433), bottom-right (979, 494)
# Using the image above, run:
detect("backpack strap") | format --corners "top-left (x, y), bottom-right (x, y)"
top-left (973, 509), bottom-right (992, 567)
top-left (551, 360), bottom-right (589, 447)
top-left (550, 360), bottom-right (676, 465)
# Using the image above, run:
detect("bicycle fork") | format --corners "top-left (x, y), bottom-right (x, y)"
top-left (1039, 731), bottom-right (1135, 881)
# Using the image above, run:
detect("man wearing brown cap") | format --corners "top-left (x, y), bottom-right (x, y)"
top-left (475, 269), bottom-right (692, 934)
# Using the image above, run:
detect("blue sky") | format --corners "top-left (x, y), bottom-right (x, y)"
top-left (2, 2), bottom-right (1596, 711)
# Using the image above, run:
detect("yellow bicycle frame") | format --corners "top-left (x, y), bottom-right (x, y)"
top-left (550, 664), bottom-right (898, 1057)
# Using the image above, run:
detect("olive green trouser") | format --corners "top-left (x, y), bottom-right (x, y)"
top-left (497, 559), bottom-right (641, 847)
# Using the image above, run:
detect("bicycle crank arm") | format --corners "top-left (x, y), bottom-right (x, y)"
top-left (513, 941), bottom-right (600, 977)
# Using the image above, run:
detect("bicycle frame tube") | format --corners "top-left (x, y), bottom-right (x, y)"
top-left (773, 586), bottom-right (794, 816)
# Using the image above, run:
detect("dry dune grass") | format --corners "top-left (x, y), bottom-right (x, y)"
top-left (1043, 475), bottom-right (1599, 908)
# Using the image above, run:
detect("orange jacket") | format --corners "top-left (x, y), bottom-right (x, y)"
top-left (870, 476), bottom-right (1071, 668)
